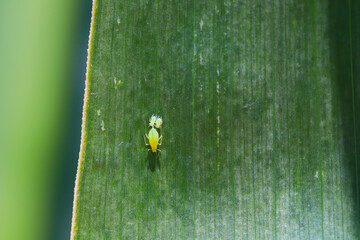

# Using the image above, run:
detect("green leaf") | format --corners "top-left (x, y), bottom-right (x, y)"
top-left (72, 0), bottom-right (360, 239)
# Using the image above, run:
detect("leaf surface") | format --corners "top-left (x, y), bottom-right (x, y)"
top-left (72, 0), bottom-right (360, 239)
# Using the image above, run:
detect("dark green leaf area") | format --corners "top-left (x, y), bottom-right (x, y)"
top-left (73, 0), bottom-right (360, 239)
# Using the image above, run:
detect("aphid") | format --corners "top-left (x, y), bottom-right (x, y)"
top-left (155, 116), bottom-right (163, 128)
top-left (144, 115), bottom-right (163, 152)
top-left (149, 114), bottom-right (157, 127)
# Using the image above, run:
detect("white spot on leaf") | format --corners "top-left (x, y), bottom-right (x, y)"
top-left (101, 120), bottom-right (106, 131)
top-left (200, 54), bottom-right (204, 65)
top-left (114, 77), bottom-right (123, 89)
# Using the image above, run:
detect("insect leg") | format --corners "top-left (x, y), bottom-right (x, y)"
top-left (144, 121), bottom-right (150, 139)
top-left (158, 127), bottom-right (163, 144)
top-left (144, 135), bottom-right (149, 145)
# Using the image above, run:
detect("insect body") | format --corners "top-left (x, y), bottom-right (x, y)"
top-left (155, 117), bottom-right (163, 128)
top-left (148, 127), bottom-right (161, 152)
top-left (149, 115), bottom-right (157, 127)
top-left (144, 115), bottom-right (163, 152)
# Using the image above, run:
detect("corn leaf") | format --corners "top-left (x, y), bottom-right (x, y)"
top-left (71, 0), bottom-right (360, 239)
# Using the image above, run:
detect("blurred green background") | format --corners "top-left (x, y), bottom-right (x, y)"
top-left (0, 0), bottom-right (92, 239)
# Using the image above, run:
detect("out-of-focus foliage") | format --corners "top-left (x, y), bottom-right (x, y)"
top-left (0, 0), bottom-right (86, 239)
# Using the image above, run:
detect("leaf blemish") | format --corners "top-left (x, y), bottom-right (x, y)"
top-left (114, 77), bottom-right (122, 89)
top-left (101, 120), bottom-right (106, 131)
top-left (199, 19), bottom-right (204, 30)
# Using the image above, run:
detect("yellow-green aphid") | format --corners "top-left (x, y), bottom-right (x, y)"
top-left (155, 116), bottom-right (163, 128)
top-left (144, 115), bottom-right (163, 152)
top-left (149, 114), bottom-right (157, 127)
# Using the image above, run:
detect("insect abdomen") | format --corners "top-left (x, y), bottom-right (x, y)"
top-left (148, 128), bottom-right (159, 152)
